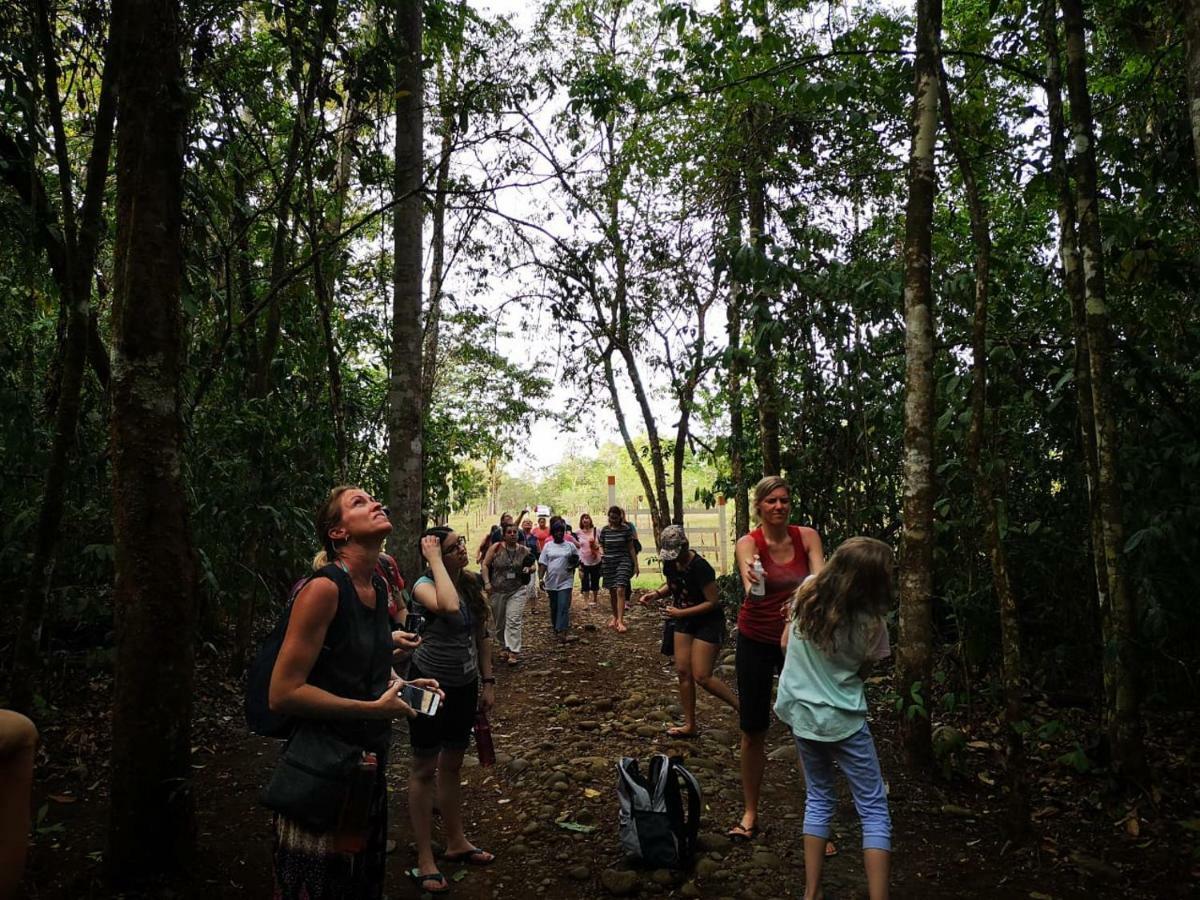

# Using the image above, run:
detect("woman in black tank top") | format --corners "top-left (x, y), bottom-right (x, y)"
top-left (268, 486), bottom-right (442, 900)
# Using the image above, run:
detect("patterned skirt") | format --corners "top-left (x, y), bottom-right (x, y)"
top-left (602, 549), bottom-right (634, 589)
top-left (271, 773), bottom-right (387, 900)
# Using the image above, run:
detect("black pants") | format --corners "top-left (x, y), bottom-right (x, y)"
top-left (580, 563), bottom-right (602, 592)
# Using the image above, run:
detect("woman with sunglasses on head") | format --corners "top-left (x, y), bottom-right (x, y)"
top-left (407, 527), bottom-right (496, 894)
top-left (268, 486), bottom-right (442, 900)
top-left (481, 522), bottom-right (535, 665)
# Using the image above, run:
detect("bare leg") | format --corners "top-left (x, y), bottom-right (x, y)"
top-left (803, 833), bottom-right (826, 900)
top-left (864, 849), bottom-right (890, 900)
top-left (0, 711), bottom-right (37, 900)
top-left (615, 586), bottom-right (627, 632)
top-left (672, 632), bottom-right (697, 734)
top-left (436, 748), bottom-right (468, 851)
top-left (739, 729), bottom-right (768, 829)
top-left (607, 586), bottom-right (619, 628)
top-left (691, 639), bottom-right (739, 712)
top-left (408, 754), bottom-right (441, 888)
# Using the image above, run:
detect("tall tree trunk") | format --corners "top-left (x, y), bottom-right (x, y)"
top-left (421, 53), bottom-right (459, 404)
top-left (106, 0), bottom-right (196, 878)
top-left (725, 185), bottom-right (750, 537)
top-left (1184, 0), bottom-right (1200, 191)
top-left (1041, 0), bottom-right (1110, 726)
top-left (1060, 0), bottom-right (1146, 783)
top-left (388, 0), bottom-right (425, 584)
top-left (745, 148), bottom-right (782, 477)
top-left (896, 0), bottom-right (942, 771)
top-left (603, 351), bottom-right (663, 529)
top-left (10, 2), bottom-right (117, 711)
top-left (671, 295), bottom-right (711, 527)
top-left (938, 62), bottom-right (1028, 836)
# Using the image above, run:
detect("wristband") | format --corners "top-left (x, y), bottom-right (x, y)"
top-left (481, 676), bottom-right (496, 685)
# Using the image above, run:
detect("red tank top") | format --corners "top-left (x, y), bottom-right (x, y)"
top-left (737, 525), bottom-right (810, 645)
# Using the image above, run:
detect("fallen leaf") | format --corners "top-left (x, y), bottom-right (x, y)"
top-left (558, 821), bottom-right (596, 833)
top-left (967, 741), bottom-right (991, 750)
top-left (977, 771), bottom-right (996, 786)
top-left (1124, 816), bottom-right (1140, 837)
top-left (48, 794), bottom-right (77, 804)
top-left (583, 788), bottom-right (601, 799)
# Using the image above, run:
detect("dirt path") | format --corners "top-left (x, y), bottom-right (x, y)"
top-left (21, 588), bottom-right (1187, 898)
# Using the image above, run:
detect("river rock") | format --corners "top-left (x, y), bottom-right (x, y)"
top-left (766, 744), bottom-right (796, 761)
top-left (650, 869), bottom-right (675, 886)
top-left (697, 833), bottom-right (732, 853)
top-left (600, 869), bottom-right (640, 896)
top-left (680, 883), bottom-right (701, 898)
top-left (703, 729), bottom-right (735, 747)
top-left (578, 720), bottom-right (599, 731)
top-left (564, 695), bottom-right (585, 707)
top-left (508, 757), bottom-right (531, 774)
top-left (636, 724), bottom-right (659, 738)
top-left (750, 850), bottom-right (783, 869)
top-left (695, 858), bottom-right (721, 879)
top-left (568, 865), bottom-right (590, 881)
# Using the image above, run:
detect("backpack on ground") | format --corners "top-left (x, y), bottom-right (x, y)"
top-left (616, 754), bottom-right (702, 868)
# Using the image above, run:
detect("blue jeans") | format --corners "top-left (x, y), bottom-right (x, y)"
top-left (794, 721), bottom-right (891, 851)
top-left (547, 588), bottom-right (572, 633)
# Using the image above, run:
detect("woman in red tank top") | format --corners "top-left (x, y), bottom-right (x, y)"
top-left (729, 476), bottom-right (825, 844)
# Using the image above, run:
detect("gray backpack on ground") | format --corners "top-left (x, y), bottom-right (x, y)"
top-left (616, 754), bottom-right (702, 868)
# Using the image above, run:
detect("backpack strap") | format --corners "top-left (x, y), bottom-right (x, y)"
top-left (669, 757), bottom-right (702, 862)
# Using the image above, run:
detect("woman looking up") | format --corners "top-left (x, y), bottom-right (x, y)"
top-left (729, 476), bottom-right (825, 843)
top-left (268, 486), bottom-right (441, 899)
top-left (600, 505), bottom-right (638, 633)
top-left (408, 528), bottom-right (497, 894)
top-left (576, 512), bottom-right (603, 607)
top-left (482, 522), bottom-right (534, 665)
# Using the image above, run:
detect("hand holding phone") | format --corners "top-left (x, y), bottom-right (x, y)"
top-left (399, 683), bottom-right (441, 716)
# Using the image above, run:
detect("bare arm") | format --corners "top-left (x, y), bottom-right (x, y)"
top-left (481, 542), bottom-right (500, 587)
top-left (735, 535), bottom-right (758, 593)
top-left (269, 578), bottom-right (413, 720)
top-left (415, 536), bottom-right (461, 613)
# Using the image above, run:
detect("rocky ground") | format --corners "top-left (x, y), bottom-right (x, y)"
top-left (19, 588), bottom-right (1194, 898)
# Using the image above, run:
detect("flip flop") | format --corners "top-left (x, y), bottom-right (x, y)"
top-left (825, 840), bottom-right (839, 858)
top-left (667, 726), bottom-right (700, 739)
top-left (410, 869), bottom-right (450, 894)
top-left (727, 821), bottom-right (760, 842)
top-left (442, 846), bottom-right (495, 866)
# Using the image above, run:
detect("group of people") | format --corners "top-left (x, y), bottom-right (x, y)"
top-left (263, 475), bottom-right (895, 900)
top-left (477, 506), bottom-right (642, 657)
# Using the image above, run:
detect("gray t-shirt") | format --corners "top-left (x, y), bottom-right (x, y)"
top-left (539, 540), bottom-right (579, 591)
top-left (411, 575), bottom-right (479, 687)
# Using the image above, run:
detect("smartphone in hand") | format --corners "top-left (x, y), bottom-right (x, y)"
top-left (400, 683), bottom-right (441, 715)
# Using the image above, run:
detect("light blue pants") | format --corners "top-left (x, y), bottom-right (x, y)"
top-left (794, 721), bottom-right (891, 852)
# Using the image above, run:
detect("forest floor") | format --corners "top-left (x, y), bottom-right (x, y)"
top-left (16, 588), bottom-right (1199, 899)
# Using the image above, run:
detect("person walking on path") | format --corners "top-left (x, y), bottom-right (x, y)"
top-left (268, 486), bottom-right (441, 899)
top-left (576, 512), bottom-right (603, 607)
top-left (642, 525), bottom-right (739, 737)
top-left (408, 528), bottom-right (497, 894)
top-left (729, 476), bottom-right (825, 844)
top-left (539, 519), bottom-right (581, 642)
top-left (532, 515), bottom-right (551, 552)
top-left (482, 522), bottom-right (535, 665)
top-left (476, 511), bottom-right (519, 564)
top-left (775, 537), bottom-right (894, 900)
top-left (600, 505), bottom-right (638, 632)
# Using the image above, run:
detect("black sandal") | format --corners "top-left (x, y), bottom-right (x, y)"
top-left (727, 821), bottom-right (760, 842)
top-left (410, 869), bottom-right (450, 894)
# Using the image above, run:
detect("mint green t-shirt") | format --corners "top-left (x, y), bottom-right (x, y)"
top-left (774, 614), bottom-right (890, 742)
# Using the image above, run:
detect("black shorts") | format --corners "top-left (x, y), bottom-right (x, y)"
top-left (406, 662), bottom-right (478, 757)
top-left (736, 632), bottom-right (785, 733)
top-left (673, 611), bottom-right (726, 646)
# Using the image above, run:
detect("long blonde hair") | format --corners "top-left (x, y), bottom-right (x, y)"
top-left (789, 537), bottom-right (893, 654)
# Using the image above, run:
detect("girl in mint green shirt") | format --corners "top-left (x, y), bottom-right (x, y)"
top-left (774, 537), bottom-right (894, 900)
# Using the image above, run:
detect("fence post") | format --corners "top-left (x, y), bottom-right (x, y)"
top-left (607, 474), bottom-right (617, 510)
top-left (717, 494), bottom-right (729, 574)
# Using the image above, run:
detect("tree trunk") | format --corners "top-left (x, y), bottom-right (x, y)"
top-left (421, 52), bottom-right (460, 404)
top-left (10, 2), bottom-right (117, 712)
top-left (1183, 0), bottom-right (1200, 191)
top-left (388, 0), bottom-right (425, 584)
top-left (106, 0), bottom-right (196, 878)
top-left (745, 150), bottom-right (782, 477)
top-left (938, 61), bottom-right (1028, 837)
top-left (896, 0), bottom-right (942, 771)
top-left (603, 351), bottom-right (664, 532)
top-left (1060, 0), bottom-right (1146, 783)
top-left (1041, 0), bottom-right (1110, 725)
top-left (725, 185), bottom-right (750, 537)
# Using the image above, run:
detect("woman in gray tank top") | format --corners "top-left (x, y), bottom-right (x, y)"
top-left (407, 527), bottom-right (497, 893)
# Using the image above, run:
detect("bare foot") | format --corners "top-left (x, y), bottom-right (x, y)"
top-left (667, 725), bottom-right (699, 738)
top-left (615, 621), bottom-right (628, 633)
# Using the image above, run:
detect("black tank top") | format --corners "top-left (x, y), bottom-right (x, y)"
top-left (305, 563), bottom-right (392, 754)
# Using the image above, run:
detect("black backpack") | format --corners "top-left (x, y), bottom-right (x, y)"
top-left (244, 575), bottom-right (314, 738)
top-left (616, 754), bottom-right (702, 868)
